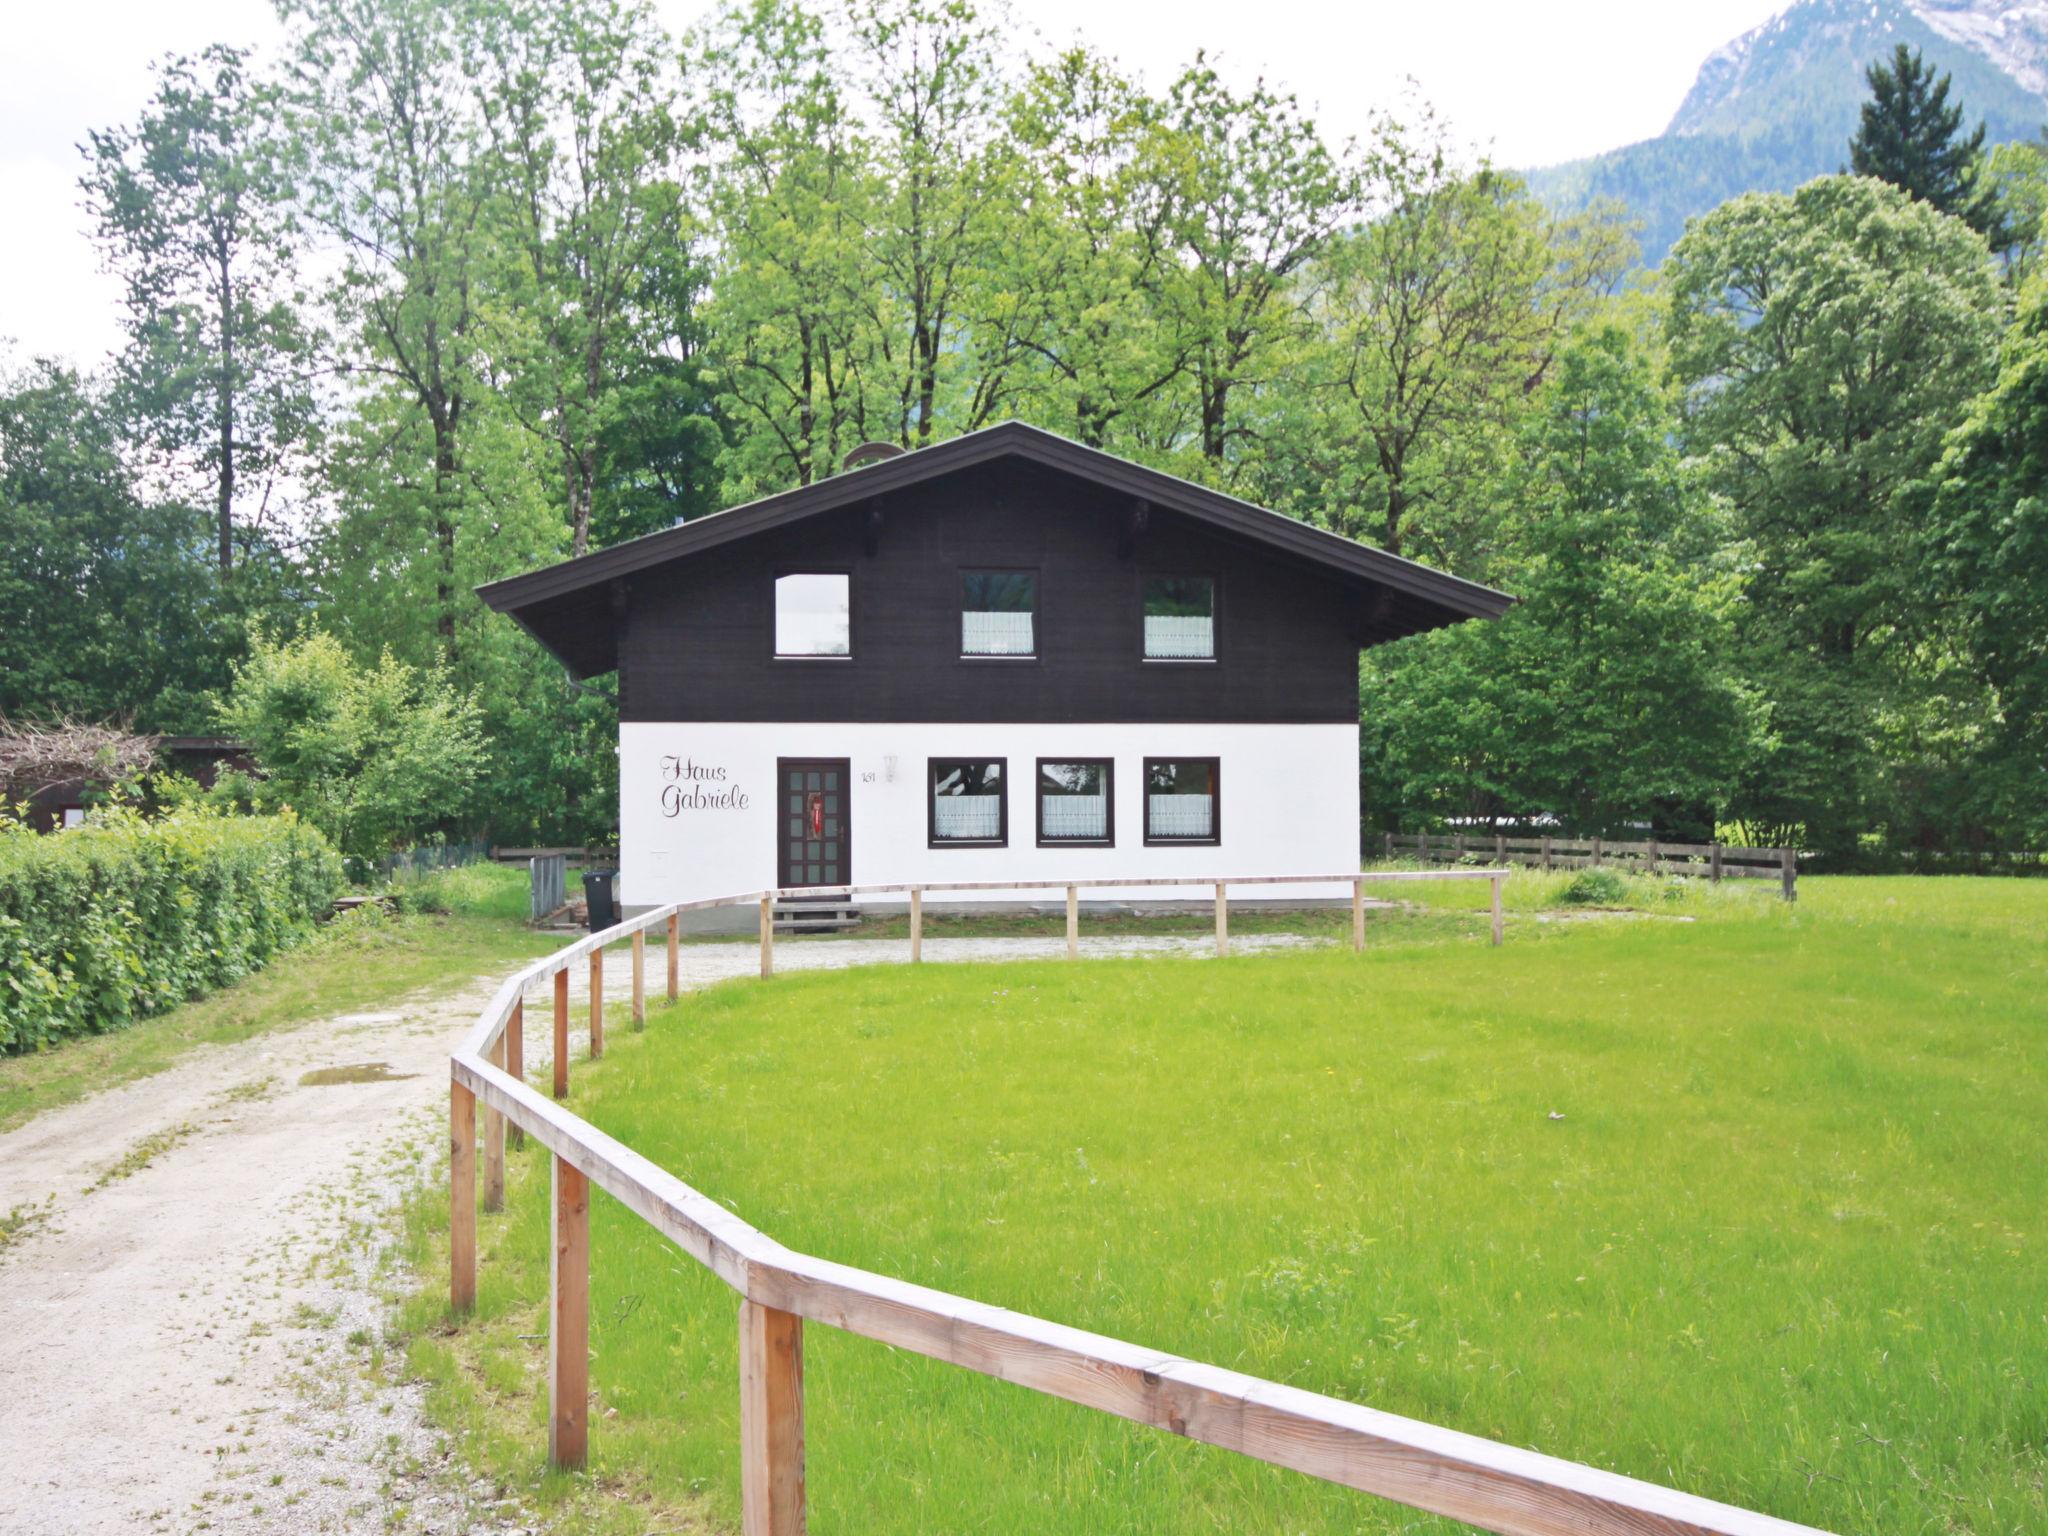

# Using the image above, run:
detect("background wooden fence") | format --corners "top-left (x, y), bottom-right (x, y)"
top-left (527, 852), bottom-right (567, 922)
top-left (1384, 831), bottom-right (1799, 900)
top-left (447, 867), bottom-right (1833, 1536)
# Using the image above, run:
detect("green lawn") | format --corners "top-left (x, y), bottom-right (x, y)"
top-left (409, 876), bottom-right (2046, 1535)
top-left (0, 863), bottom-right (557, 1134)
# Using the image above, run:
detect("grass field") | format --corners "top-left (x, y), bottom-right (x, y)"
top-left (406, 875), bottom-right (2047, 1536)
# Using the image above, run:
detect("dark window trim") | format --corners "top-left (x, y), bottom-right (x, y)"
top-left (1139, 571), bottom-right (1220, 665)
top-left (1142, 755), bottom-right (1222, 847)
top-left (774, 757), bottom-right (852, 888)
top-left (771, 567), bottom-right (856, 661)
top-left (927, 756), bottom-right (1009, 849)
top-left (959, 566), bottom-right (1042, 662)
top-left (1034, 756), bottom-right (1115, 848)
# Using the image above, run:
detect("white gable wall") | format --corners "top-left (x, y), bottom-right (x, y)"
top-left (619, 720), bottom-right (1360, 916)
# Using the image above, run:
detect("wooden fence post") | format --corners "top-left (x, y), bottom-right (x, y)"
top-left (759, 895), bottom-right (774, 978)
top-left (1591, 837), bottom-right (1603, 868)
top-left (1781, 847), bottom-right (1797, 902)
top-left (738, 1300), bottom-right (805, 1536)
top-left (1214, 883), bottom-right (1228, 958)
top-left (1490, 874), bottom-right (1504, 947)
top-left (549, 1153), bottom-right (590, 1470)
top-left (1542, 835), bottom-right (1553, 872)
top-left (632, 929), bottom-right (646, 1029)
top-left (506, 997), bottom-right (524, 1149)
top-left (1495, 832), bottom-right (1505, 863)
top-left (1646, 839), bottom-right (1659, 878)
top-left (1710, 843), bottom-right (1724, 883)
top-left (1351, 878), bottom-right (1365, 953)
top-left (667, 912), bottom-right (680, 1000)
top-left (482, 1037), bottom-right (506, 1213)
top-left (450, 1080), bottom-right (476, 1314)
top-left (1383, 830), bottom-right (1393, 860)
top-left (1066, 885), bottom-right (1078, 959)
top-left (1416, 830), bottom-right (1427, 863)
top-left (589, 948), bottom-right (605, 1060)
top-left (1455, 832), bottom-right (1467, 859)
top-left (553, 968), bottom-right (570, 1099)
top-left (909, 887), bottom-right (922, 963)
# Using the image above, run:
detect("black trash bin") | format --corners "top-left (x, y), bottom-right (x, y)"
top-left (583, 869), bottom-right (619, 932)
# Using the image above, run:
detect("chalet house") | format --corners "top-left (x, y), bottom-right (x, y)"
top-left (481, 423), bottom-right (1508, 926)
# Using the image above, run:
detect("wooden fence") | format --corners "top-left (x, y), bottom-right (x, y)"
top-left (528, 853), bottom-right (567, 923)
top-left (448, 868), bottom-right (1832, 1536)
top-left (1384, 831), bottom-right (1799, 901)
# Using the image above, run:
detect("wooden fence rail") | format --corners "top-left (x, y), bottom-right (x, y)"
top-left (1384, 831), bottom-right (1799, 901)
top-left (448, 868), bottom-right (1832, 1536)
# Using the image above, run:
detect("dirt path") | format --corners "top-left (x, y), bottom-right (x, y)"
top-left (0, 970), bottom-right (542, 1536)
top-left (0, 929), bottom-right (1319, 1535)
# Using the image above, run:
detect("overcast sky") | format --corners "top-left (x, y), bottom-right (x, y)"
top-left (0, 0), bottom-right (1788, 372)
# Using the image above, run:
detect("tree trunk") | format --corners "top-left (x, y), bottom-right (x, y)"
top-left (1200, 375), bottom-right (1228, 460)
top-left (430, 400), bottom-right (460, 666)
top-left (216, 244), bottom-right (235, 575)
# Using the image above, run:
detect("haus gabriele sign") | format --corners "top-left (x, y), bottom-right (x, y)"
top-left (659, 755), bottom-right (751, 817)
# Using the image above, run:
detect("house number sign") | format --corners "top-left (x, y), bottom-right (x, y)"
top-left (659, 756), bottom-right (751, 817)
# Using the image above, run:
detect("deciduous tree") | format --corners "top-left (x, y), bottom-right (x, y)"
top-left (80, 45), bottom-right (314, 574)
top-left (1666, 175), bottom-right (2001, 849)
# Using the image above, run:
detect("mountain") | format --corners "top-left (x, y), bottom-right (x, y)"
top-left (1527, 0), bottom-right (2048, 265)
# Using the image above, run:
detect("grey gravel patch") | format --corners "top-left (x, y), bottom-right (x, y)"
top-left (0, 977), bottom-right (547, 1536)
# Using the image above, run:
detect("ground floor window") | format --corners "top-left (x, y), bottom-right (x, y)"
top-left (1036, 759), bottom-right (1113, 846)
top-left (1144, 757), bottom-right (1219, 845)
top-left (929, 758), bottom-right (1007, 847)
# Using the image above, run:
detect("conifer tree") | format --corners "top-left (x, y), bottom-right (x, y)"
top-left (1849, 43), bottom-right (2001, 241)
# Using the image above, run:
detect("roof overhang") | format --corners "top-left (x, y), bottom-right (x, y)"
top-left (479, 421), bottom-right (1512, 678)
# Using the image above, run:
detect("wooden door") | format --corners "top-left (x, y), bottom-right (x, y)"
top-left (776, 759), bottom-right (851, 891)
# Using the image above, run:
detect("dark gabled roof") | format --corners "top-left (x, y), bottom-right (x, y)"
top-left (478, 421), bottom-right (1511, 678)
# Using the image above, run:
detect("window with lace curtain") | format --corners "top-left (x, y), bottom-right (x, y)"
top-left (1036, 759), bottom-right (1113, 846)
top-left (929, 758), bottom-right (1007, 846)
top-left (961, 571), bottom-right (1037, 657)
top-left (1142, 576), bottom-right (1214, 660)
top-left (1144, 757), bottom-right (1219, 845)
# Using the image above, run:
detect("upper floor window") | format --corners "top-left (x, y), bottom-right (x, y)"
top-left (1144, 757), bottom-right (1219, 845)
top-left (961, 571), bottom-right (1037, 657)
top-left (1143, 576), bottom-right (1215, 660)
top-left (775, 572), bottom-right (851, 657)
top-left (929, 758), bottom-right (1008, 846)
top-left (1037, 759), bottom-right (1113, 846)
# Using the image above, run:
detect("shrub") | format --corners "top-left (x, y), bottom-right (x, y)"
top-left (213, 629), bottom-right (485, 861)
top-left (1558, 868), bottom-right (1629, 907)
top-left (0, 807), bottom-right (342, 1053)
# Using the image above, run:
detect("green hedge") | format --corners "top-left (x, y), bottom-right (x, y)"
top-left (0, 810), bottom-right (343, 1053)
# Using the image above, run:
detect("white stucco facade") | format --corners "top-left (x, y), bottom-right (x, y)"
top-left (619, 720), bottom-right (1360, 914)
